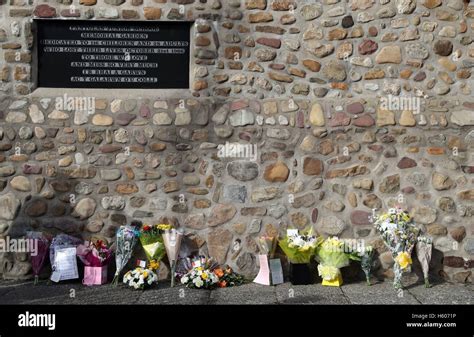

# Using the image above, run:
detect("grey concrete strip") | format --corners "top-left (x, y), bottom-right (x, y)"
top-left (0, 280), bottom-right (471, 305)
top-left (0, 283), bottom-right (90, 305)
top-left (340, 281), bottom-right (420, 304)
top-left (406, 283), bottom-right (473, 305)
top-left (208, 283), bottom-right (278, 305)
top-left (136, 284), bottom-right (210, 305)
top-left (275, 283), bottom-right (350, 305)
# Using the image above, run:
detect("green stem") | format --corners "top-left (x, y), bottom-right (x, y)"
top-left (424, 278), bottom-right (431, 288)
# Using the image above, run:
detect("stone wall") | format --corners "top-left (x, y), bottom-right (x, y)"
top-left (0, 0), bottom-right (473, 283)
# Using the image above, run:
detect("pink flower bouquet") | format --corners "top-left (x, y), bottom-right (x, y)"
top-left (77, 240), bottom-right (112, 286)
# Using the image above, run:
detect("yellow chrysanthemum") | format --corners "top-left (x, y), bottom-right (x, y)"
top-left (156, 224), bottom-right (172, 231)
top-left (148, 260), bottom-right (160, 271)
top-left (201, 273), bottom-right (208, 280)
top-left (395, 251), bottom-right (412, 269)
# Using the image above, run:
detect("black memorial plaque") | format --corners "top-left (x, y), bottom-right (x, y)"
top-left (36, 19), bottom-right (191, 89)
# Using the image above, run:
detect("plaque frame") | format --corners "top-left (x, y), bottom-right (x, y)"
top-left (31, 18), bottom-right (196, 93)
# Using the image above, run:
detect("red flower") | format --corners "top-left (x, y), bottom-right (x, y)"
top-left (143, 225), bottom-right (151, 231)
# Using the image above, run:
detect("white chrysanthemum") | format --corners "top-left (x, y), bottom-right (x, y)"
top-left (193, 277), bottom-right (204, 288)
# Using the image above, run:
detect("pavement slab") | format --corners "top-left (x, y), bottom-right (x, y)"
top-left (209, 283), bottom-right (277, 305)
top-left (405, 282), bottom-right (473, 305)
top-left (0, 280), bottom-right (471, 305)
top-left (275, 283), bottom-right (349, 305)
top-left (137, 284), bottom-right (210, 305)
top-left (340, 281), bottom-right (421, 305)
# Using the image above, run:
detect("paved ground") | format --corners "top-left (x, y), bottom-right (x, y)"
top-left (0, 277), bottom-right (471, 305)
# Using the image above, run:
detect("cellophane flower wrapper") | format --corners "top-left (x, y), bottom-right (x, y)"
top-left (316, 237), bottom-right (351, 281)
top-left (416, 237), bottom-right (433, 287)
top-left (374, 208), bottom-right (420, 289)
top-left (278, 229), bottom-right (321, 264)
top-left (112, 225), bottom-right (139, 286)
top-left (49, 234), bottom-right (82, 278)
top-left (257, 236), bottom-right (276, 257)
top-left (26, 232), bottom-right (50, 285)
top-left (162, 229), bottom-right (183, 287)
top-left (139, 224), bottom-right (168, 263)
top-left (77, 241), bottom-right (112, 267)
top-left (175, 257), bottom-right (193, 279)
top-left (163, 229), bottom-right (183, 264)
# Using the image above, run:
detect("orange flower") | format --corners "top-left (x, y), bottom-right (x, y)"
top-left (214, 268), bottom-right (224, 278)
top-left (218, 281), bottom-right (227, 288)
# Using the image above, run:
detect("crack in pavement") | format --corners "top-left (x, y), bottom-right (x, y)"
top-left (339, 287), bottom-right (352, 305)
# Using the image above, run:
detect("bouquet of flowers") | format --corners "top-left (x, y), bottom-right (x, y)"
top-left (112, 225), bottom-right (140, 286)
top-left (374, 207), bottom-right (420, 289)
top-left (359, 245), bottom-right (375, 286)
top-left (214, 266), bottom-right (246, 288)
top-left (416, 236), bottom-right (433, 288)
top-left (123, 267), bottom-right (158, 290)
top-left (162, 228), bottom-right (183, 287)
top-left (77, 240), bottom-right (113, 286)
top-left (180, 256), bottom-right (219, 289)
top-left (49, 234), bottom-right (82, 282)
top-left (26, 232), bottom-right (50, 285)
top-left (316, 237), bottom-right (360, 287)
top-left (77, 240), bottom-right (112, 267)
top-left (180, 266), bottom-right (219, 289)
top-left (139, 224), bottom-right (169, 267)
top-left (279, 228), bottom-right (322, 285)
top-left (278, 228), bottom-right (321, 264)
top-left (254, 236), bottom-right (277, 286)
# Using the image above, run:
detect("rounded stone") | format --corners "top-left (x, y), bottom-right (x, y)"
top-left (72, 198), bottom-right (97, 220)
top-left (10, 176), bottom-right (31, 192)
top-left (263, 162), bottom-right (290, 182)
top-left (227, 161), bottom-right (259, 181)
top-left (434, 40), bottom-right (453, 56)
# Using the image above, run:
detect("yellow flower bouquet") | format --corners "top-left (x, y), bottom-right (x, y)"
top-left (315, 237), bottom-right (360, 287)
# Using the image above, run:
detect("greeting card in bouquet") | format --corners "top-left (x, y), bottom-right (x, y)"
top-left (269, 259), bottom-right (284, 285)
top-left (50, 247), bottom-right (78, 282)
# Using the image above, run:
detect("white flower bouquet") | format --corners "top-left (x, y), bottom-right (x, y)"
top-left (374, 207), bottom-right (420, 290)
top-left (123, 267), bottom-right (158, 290)
top-left (180, 266), bottom-right (219, 289)
top-left (279, 228), bottom-right (322, 285)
